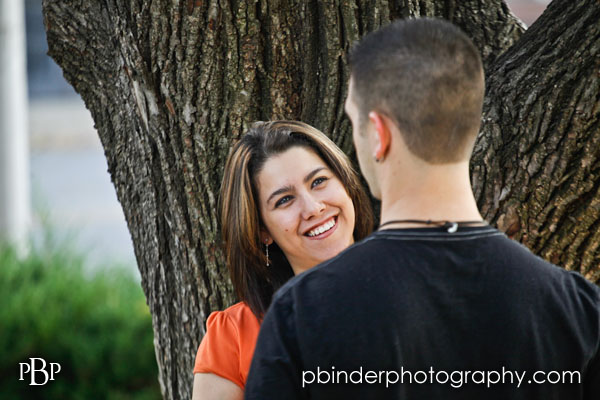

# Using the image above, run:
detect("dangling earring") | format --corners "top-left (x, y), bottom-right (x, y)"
top-left (265, 241), bottom-right (270, 267)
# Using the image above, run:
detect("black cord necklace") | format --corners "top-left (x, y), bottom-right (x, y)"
top-left (378, 219), bottom-right (487, 233)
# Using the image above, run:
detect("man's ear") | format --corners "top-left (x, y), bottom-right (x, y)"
top-left (369, 111), bottom-right (391, 161)
top-left (259, 229), bottom-right (273, 245)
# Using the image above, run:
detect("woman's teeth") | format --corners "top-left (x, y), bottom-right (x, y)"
top-left (307, 218), bottom-right (335, 237)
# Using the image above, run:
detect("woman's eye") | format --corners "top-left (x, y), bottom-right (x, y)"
top-left (275, 195), bottom-right (293, 208)
top-left (311, 177), bottom-right (328, 188)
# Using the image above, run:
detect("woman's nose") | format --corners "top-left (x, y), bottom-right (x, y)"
top-left (300, 194), bottom-right (325, 220)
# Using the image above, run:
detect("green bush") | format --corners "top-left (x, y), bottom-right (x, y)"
top-left (0, 241), bottom-right (161, 400)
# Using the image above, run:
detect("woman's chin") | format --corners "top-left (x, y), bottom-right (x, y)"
top-left (311, 239), bottom-right (353, 265)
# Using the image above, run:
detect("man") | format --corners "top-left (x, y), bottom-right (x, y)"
top-left (245, 18), bottom-right (600, 399)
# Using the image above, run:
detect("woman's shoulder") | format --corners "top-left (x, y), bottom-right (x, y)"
top-left (195, 302), bottom-right (261, 386)
top-left (208, 302), bottom-right (260, 332)
top-left (222, 301), bottom-right (255, 318)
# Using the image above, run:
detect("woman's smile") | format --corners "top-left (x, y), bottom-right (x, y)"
top-left (304, 216), bottom-right (337, 238)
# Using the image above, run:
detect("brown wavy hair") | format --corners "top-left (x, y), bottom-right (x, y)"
top-left (220, 121), bottom-right (374, 318)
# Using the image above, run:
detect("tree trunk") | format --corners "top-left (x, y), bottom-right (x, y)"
top-left (42, 0), bottom-right (599, 398)
top-left (471, 0), bottom-right (600, 282)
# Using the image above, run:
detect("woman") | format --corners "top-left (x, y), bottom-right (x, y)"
top-left (192, 121), bottom-right (374, 399)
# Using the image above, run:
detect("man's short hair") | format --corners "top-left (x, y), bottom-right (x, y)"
top-left (349, 18), bottom-right (485, 163)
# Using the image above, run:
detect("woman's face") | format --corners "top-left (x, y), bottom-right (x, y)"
top-left (256, 146), bottom-right (355, 275)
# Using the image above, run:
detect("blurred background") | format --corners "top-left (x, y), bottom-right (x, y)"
top-left (2, 2), bottom-right (156, 398)
top-left (0, 0), bottom-right (549, 398)
top-left (25, 0), bottom-right (137, 272)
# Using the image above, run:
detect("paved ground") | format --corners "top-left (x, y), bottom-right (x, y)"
top-left (29, 97), bottom-right (137, 273)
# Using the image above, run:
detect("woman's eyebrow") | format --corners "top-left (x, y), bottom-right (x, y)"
top-left (266, 167), bottom-right (326, 205)
top-left (267, 185), bottom-right (293, 205)
top-left (303, 167), bottom-right (326, 184)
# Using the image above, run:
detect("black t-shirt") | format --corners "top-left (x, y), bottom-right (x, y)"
top-left (245, 227), bottom-right (600, 399)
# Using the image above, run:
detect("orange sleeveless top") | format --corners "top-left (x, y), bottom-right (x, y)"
top-left (193, 302), bottom-right (261, 389)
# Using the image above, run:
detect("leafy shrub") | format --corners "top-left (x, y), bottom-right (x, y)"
top-left (0, 242), bottom-right (161, 400)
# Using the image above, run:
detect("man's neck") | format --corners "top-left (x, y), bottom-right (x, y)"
top-left (379, 161), bottom-right (483, 229)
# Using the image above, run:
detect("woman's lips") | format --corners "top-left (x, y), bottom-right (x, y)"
top-left (304, 216), bottom-right (338, 240)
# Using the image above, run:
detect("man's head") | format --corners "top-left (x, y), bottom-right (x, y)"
top-left (345, 18), bottom-right (485, 198)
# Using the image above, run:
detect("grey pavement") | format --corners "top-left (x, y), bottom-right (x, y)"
top-left (29, 97), bottom-right (137, 274)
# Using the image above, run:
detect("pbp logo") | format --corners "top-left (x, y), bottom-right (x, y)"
top-left (19, 358), bottom-right (61, 385)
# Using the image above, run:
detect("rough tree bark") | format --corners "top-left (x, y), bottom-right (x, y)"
top-left (471, 0), bottom-right (600, 282)
top-left (42, 0), bottom-right (599, 398)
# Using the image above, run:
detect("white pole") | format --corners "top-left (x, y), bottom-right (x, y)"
top-left (0, 0), bottom-right (31, 254)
